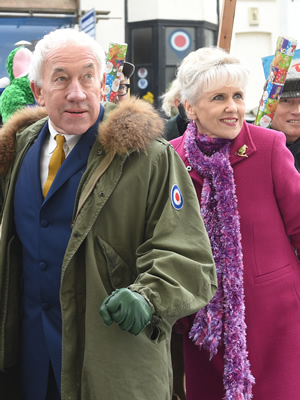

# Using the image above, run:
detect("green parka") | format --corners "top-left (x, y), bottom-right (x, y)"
top-left (0, 98), bottom-right (216, 399)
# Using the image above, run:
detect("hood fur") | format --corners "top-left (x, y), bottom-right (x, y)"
top-left (0, 98), bottom-right (163, 175)
top-left (99, 97), bottom-right (163, 155)
top-left (0, 106), bottom-right (48, 175)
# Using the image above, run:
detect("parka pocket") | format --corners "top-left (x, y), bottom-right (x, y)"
top-left (96, 236), bottom-right (136, 289)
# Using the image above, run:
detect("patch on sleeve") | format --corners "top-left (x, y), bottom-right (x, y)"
top-left (171, 184), bottom-right (183, 210)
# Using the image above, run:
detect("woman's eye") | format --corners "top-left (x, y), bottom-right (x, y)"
top-left (213, 95), bottom-right (223, 100)
top-left (234, 93), bottom-right (243, 99)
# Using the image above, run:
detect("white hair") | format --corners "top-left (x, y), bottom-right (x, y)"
top-left (160, 78), bottom-right (182, 117)
top-left (177, 46), bottom-right (249, 105)
top-left (28, 28), bottom-right (106, 87)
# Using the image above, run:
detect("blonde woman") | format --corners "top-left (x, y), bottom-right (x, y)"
top-left (171, 46), bottom-right (300, 400)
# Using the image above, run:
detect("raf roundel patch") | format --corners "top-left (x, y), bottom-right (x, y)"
top-left (171, 184), bottom-right (183, 210)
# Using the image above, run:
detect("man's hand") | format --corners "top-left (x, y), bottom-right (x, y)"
top-left (99, 288), bottom-right (152, 335)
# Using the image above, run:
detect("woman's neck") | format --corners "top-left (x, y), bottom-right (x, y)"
top-left (195, 131), bottom-right (232, 156)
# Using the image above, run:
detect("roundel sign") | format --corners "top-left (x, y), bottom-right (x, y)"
top-left (171, 184), bottom-right (183, 210)
top-left (169, 30), bottom-right (191, 56)
top-left (292, 63), bottom-right (300, 73)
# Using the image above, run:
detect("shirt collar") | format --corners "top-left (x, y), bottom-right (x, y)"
top-left (48, 119), bottom-right (81, 154)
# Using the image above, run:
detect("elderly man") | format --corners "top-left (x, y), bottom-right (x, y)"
top-left (0, 28), bottom-right (216, 400)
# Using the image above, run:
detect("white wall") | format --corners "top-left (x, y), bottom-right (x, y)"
top-left (127, 0), bottom-right (159, 21)
top-left (232, 32), bottom-right (272, 114)
top-left (81, 0), bottom-right (125, 53)
top-left (127, 0), bottom-right (218, 24)
top-left (284, 0), bottom-right (300, 41)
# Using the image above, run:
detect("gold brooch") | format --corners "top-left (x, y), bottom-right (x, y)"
top-left (235, 145), bottom-right (248, 158)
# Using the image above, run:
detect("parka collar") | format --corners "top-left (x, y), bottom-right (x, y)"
top-left (0, 97), bottom-right (164, 176)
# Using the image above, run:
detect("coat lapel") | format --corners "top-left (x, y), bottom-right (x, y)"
top-left (230, 121), bottom-right (256, 166)
top-left (24, 122), bottom-right (50, 201)
top-left (45, 107), bottom-right (104, 200)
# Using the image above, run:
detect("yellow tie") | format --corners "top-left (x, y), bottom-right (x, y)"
top-left (43, 135), bottom-right (65, 198)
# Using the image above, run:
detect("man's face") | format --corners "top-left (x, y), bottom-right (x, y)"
top-left (271, 97), bottom-right (300, 143)
top-left (30, 46), bottom-right (106, 135)
top-left (116, 72), bottom-right (129, 103)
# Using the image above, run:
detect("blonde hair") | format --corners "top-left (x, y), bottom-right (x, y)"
top-left (177, 46), bottom-right (249, 105)
top-left (160, 78), bottom-right (182, 117)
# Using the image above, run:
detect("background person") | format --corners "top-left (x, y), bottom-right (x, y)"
top-left (271, 69), bottom-right (300, 171)
top-left (116, 60), bottom-right (135, 103)
top-left (0, 28), bottom-right (217, 400)
top-left (160, 78), bottom-right (189, 141)
top-left (161, 78), bottom-right (182, 119)
top-left (171, 46), bottom-right (300, 400)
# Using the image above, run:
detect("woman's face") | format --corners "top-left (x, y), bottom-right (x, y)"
top-left (185, 86), bottom-right (245, 139)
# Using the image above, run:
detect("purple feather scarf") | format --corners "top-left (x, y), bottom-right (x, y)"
top-left (185, 121), bottom-right (255, 400)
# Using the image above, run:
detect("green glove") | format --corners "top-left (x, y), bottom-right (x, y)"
top-left (99, 288), bottom-right (152, 335)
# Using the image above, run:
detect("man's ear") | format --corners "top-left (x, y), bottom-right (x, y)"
top-left (184, 99), bottom-right (196, 120)
top-left (30, 82), bottom-right (45, 106)
top-left (99, 72), bottom-right (106, 101)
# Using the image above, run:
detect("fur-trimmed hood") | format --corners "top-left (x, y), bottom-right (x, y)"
top-left (0, 97), bottom-right (164, 175)
top-left (99, 97), bottom-right (164, 154)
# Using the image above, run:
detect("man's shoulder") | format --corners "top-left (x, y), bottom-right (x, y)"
top-left (99, 97), bottom-right (164, 155)
top-left (0, 106), bottom-right (48, 175)
top-left (164, 116), bottom-right (179, 141)
top-left (5, 106), bottom-right (48, 134)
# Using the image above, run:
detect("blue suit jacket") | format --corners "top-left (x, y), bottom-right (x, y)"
top-left (13, 108), bottom-right (103, 399)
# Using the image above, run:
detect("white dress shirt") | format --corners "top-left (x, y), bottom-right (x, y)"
top-left (40, 120), bottom-right (81, 188)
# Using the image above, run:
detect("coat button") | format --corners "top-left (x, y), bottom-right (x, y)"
top-left (42, 303), bottom-right (50, 311)
top-left (40, 219), bottom-right (49, 227)
top-left (39, 262), bottom-right (47, 271)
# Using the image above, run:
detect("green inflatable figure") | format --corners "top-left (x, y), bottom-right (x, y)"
top-left (0, 47), bottom-right (35, 124)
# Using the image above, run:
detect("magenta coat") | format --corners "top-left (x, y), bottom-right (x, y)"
top-left (171, 121), bottom-right (300, 400)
